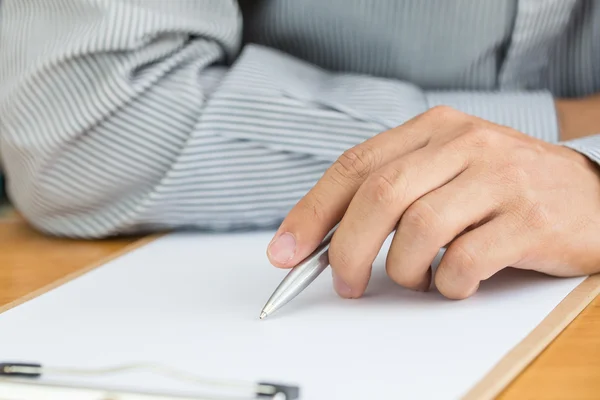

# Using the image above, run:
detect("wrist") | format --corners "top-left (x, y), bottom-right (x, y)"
top-left (556, 142), bottom-right (600, 187)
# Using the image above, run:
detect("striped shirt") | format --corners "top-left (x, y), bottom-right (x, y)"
top-left (0, 0), bottom-right (598, 238)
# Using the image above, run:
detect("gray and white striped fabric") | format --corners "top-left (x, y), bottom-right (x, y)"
top-left (0, 0), bottom-right (598, 238)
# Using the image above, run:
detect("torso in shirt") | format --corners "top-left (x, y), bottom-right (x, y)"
top-left (239, 0), bottom-right (600, 97)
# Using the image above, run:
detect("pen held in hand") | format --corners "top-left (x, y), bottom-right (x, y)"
top-left (260, 226), bottom-right (337, 319)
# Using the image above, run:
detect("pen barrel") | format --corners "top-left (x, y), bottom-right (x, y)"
top-left (262, 241), bottom-right (331, 316)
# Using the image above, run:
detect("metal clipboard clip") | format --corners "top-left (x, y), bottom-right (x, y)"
top-left (0, 362), bottom-right (300, 400)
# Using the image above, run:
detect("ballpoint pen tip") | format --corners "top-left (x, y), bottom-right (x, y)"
top-left (259, 311), bottom-right (268, 320)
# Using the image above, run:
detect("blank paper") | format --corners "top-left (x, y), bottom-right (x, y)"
top-left (0, 231), bottom-right (585, 399)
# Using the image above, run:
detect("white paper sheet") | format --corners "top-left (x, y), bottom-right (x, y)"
top-left (0, 231), bottom-right (585, 399)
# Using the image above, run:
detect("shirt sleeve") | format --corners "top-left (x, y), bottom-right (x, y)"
top-left (0, 0), bottom-right (566, 238)
top-left (560, 135), bottom-right (600, 168)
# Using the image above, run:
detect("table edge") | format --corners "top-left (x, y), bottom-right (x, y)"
top-left (0, 234), bottom-right (163, 315)
top-left (463, 274), bottom-right (600, 399)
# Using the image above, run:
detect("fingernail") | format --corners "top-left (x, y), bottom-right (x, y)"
top-left (332, 271), bottom-right (352, 298)
top-left (268, 232), bottom-right (296, 264)
top-left (415, 266), bottom-right (433, 292)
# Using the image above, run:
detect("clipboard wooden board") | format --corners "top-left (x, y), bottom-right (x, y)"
top-left (1, 216), bottom-right (599, 399)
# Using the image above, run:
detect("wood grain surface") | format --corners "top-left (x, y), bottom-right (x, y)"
top-left (0, 215), bottom-right (140, 311)
top-left (0, 214), bottom-right (599, 399)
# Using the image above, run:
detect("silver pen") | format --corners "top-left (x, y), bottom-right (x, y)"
top-left (259, 226), bottom-right (337, 319)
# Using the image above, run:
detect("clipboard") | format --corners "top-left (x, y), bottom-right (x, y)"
top-left (0, 223), bottom-right (599, 399)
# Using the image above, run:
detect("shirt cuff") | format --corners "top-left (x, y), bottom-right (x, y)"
top-left (560, 135), bottom-right (600, 167)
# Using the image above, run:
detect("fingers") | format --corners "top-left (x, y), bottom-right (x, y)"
top-left (267, 122), bottom-right (431, 268)
top-left (385, 167), bottom-right (499, 291)
top-left (267, 106), bottom-right (484, 269)
top-left (434, 212), bottom-right (528, 299)
top-left (328, 141), bottom-right (470, 297)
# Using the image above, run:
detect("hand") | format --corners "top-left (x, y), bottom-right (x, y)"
top-left (266, 106), bottom-right (600, 300)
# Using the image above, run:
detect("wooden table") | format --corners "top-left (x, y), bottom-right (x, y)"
top-left (1, 213), bottom-right (599, 399)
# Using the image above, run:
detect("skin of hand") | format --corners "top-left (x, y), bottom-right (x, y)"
top-left (266, 105), bottom-right (600, 300)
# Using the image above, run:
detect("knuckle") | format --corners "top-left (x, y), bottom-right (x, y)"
top-left (462, 126), bottom-right (492, 148)
top-left (299, 193), bottom-right (328, 224)
top-left (332, 145), bottom-right (381, 183)
top-left (445, 241), bottom-right (479, 278)
top-left (329, 237), bottom-right (354, 273)
top-left (441, 139), bottom-right (472, 169)
top-left (363, 168), bottom-right (407, 207)
top-left (427, 105), bottom-right (462, 120)
top-left (402, 200), bottom-right (442, 235)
